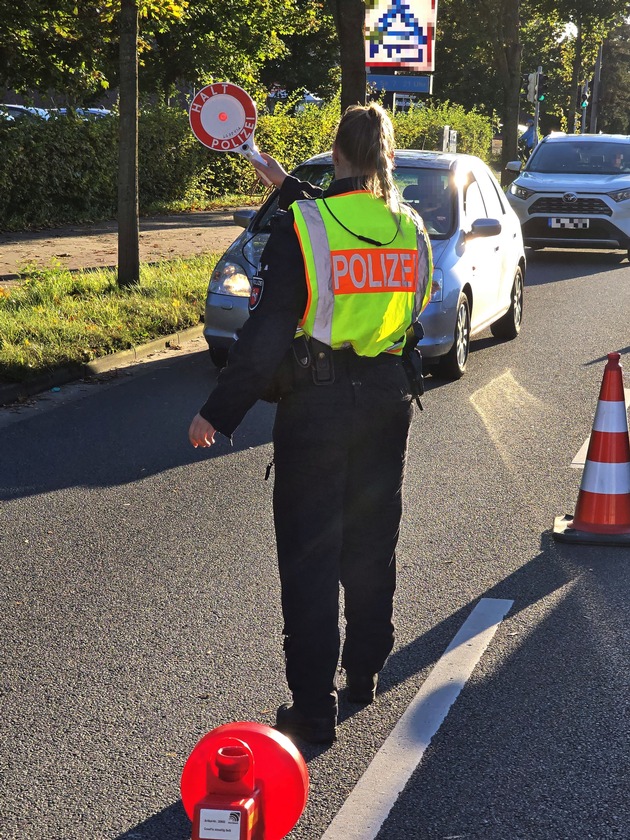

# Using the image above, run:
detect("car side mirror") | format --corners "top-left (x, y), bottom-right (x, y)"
top-left (233, 209), bottom-right (257, 228)
top-left (506, 160), bottom-right (522, 172)
top-left (467, 218), bottom-right (501, 238)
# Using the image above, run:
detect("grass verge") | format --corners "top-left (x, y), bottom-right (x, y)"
top-left (146, 191), bottom-right (267, 214)
top-left (0, 255), bottom-right (219, 384)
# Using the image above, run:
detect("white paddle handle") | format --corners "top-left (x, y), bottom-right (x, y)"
top-left (239, 141), bottom-right (273, 185)
top-left (240, 142), bottom-right (267, 167)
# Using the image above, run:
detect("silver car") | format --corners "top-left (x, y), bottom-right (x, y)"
top-left (506, 132), bottom-right (630, 258)
top-left (0, 104), bottom-right (50, 121)
top-left (205, 150), bottom-right (526, 378)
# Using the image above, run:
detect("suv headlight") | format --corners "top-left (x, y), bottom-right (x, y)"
top-left (608, 187), bottom-right (630, 203)
top-left (508, 183), bottom-right (534, 200)
top-left (209, 260), bottom-right (251, 296)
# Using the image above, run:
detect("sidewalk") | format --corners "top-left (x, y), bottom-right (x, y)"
top-left (0, 210), bottom-right (244, 281)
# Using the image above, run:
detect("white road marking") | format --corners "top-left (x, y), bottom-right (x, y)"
top-left (571, 388), bottom-right (630, 469)
top-left (321, 598), bottom-right (514, 840)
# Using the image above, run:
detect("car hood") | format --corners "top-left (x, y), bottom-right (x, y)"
top-left (516, 171), bottom-right (630, 192)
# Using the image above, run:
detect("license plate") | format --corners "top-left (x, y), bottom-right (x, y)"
top-left (549, 218), bottom-right (590, 229)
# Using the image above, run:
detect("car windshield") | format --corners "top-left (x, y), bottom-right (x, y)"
top-left (254, 162), bottom-right (455, 239)
top-left (527, 141), bottom-right (630, 175)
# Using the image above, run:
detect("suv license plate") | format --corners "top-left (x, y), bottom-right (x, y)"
top-left (549, 218), bottom-right (590, 229)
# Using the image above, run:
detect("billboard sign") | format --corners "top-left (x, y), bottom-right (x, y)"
top-left (367, 73), bottom-right (432, 93)
top-left (365, 0), bottom-right (438, 72)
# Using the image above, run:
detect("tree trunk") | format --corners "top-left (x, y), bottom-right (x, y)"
top-left (117, 0), bottom-right (140, 287)
top-left (328, 0), bottom-right (367, 112)
top-left (570, 19), bottom-right (583, 134)
top-left (494, 0), bottom-right (522, 184)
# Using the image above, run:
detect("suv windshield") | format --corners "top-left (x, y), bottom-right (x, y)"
top-left (254, 162), bottom-right (455, 239)
top-left (528, 141), bottom-right (630, 175)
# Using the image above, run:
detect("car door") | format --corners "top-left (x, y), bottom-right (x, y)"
top-left (461, 175), bottom-right (503, 330)
top-left (474, 165), bottom-right (520, 312)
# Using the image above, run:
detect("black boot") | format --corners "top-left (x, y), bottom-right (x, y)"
top-left (346, 673), bottom-right (378, 705)
top-left (275, 703), bottom-right (337, 744)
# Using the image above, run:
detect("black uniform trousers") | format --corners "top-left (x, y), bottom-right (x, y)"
top-left (272, 348), bottom-right (414, 717)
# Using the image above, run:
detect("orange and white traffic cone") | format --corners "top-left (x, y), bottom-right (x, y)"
top-left (553, 352), bottom-right (630, 546)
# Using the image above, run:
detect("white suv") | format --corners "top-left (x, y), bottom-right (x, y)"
top-left (506, 133), bottom-right (630, 259)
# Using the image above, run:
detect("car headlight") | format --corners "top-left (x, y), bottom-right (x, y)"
top-left (608, 187), bottom-right (630, 202)
top-left (508, 183), bottom-right (534, 200)
top-left (430, 268), bottom-right (443, 302)
top-left (209, 260), bottom-right (251, 297)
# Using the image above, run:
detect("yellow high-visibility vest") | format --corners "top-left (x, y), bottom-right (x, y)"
top-left (292, 190), bottom-right (432, 356)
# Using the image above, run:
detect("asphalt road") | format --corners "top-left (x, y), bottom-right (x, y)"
top-left (1, 248), bottom-right (629, 839)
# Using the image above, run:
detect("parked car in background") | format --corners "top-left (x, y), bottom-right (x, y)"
top-left (506, 132), bottom-right (630, 259)
top-left (47, 107), bottom-right (112, 120)
top-left (205, 150), bottom-right (526, 379)
top-left (0, 104), bottom-right (49, 121)
top-left (61, 107), bottom-right (112, 120)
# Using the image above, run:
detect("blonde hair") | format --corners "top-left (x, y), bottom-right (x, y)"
top-left (334, 103), bottom-right (399, 211)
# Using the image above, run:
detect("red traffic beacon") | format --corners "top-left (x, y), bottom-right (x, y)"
top-left (191, 737), bottom-right (261, 840)
top-left (182, 721), bottom-right (309, 840)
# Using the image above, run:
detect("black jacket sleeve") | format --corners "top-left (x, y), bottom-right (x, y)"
top-left (278, 174), bottom-right (323, 210)
top-left (198, 209), bottom-right (307, 437)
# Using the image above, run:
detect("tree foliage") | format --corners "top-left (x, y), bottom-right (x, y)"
top-left (259, 2), bottom-right (339, 99)
top-left (0, 1), bottom-right (326, 105)
top-left (0, 1), bottom-right (186, 104)
top-left (0, 1), bottom-right (112, 102)
top-left (432, 0), bottom-right (629, 173)
top-left (2, 0), bottom-right (629, 159)
top-left (529, 0), bottom-right (629, 131)
top-left (599, 21), bottom-right (630, 134)
top-left (136, 0), bottom-right (306, 100)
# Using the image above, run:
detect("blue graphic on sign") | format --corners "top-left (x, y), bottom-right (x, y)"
top-left (368, 0), bottom-right (428, 65)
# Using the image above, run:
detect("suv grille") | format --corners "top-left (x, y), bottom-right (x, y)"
top-left (529, 197), bottom-right (612, 216)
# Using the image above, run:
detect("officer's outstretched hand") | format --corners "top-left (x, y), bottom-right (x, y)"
top-left (189, 413), bottom-right (216, 448)
top-left (253, 153), bottom-right (288, 189)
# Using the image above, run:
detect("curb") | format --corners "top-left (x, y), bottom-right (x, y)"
top-left (0, 323), bottom-right (206, 407)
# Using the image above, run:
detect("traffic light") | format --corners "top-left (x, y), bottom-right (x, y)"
top-left (536, 73), bottom-right (548, 101)
top-left (526, 72), bottom-right (537, 103)
top-left (580, 82), bottom-right (590, 109)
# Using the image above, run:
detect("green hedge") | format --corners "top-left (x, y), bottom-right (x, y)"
top-left (0, 100), bottom-right (493, 231)
top-left (393, 101), bottom-right (493, 158)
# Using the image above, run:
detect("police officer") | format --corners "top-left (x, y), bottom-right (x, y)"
top-left (189, 103), bottom-right (432, 744)
top-left (520, 119), bottom-right (539, 159)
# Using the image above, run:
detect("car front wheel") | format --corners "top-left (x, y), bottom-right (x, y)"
top-left (438, 293), bottom-right (470, 379)
top-left (491, 266), bottom-right (524, 340)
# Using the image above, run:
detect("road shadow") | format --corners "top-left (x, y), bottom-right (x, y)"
top-left (524, 247), bottom-right (627, 286)
top-left (114, 800), bottom-right (190, 840)
top-left (112, 531), bottom-right (629, 839)
top-left (0, 343), bottom-right (482, 502)
top-left (0, 349), bottom-right (276, 501)
top-left (369, 531), bottom-right (629, 839)
top-left (585, 345), bottom-right (630, 366)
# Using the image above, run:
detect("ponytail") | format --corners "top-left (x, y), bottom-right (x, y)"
top-left (334, 103), bottom-right (400, 212)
